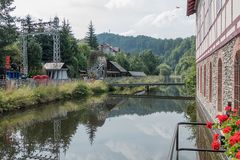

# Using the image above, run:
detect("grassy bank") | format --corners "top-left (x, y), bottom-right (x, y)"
top-left (0, 80), bottom-right (109, 113)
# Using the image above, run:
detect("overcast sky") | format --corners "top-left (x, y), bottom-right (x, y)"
top-left (13, 0), bottom-right (195, 39)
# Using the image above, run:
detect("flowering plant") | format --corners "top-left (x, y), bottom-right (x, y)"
top-left (207, 106), bottom-right (240, 160)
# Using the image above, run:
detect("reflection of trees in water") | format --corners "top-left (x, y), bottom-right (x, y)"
top-left (0, 98), bottom-right (120, 159)
top-left (109, 98), bottom-right (191, 117)
top-left (183, 102), bottom-right (197, 144)
top-left (150, 85), bottom-right (186, 97)
top-left (86, 122), bottom-right (97, 145)
top-left (0, 94), bottom-right (196, 159)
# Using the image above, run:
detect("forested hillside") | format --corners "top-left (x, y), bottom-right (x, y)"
top-left (97, 33), bottom-right (196, 93)
top-left (97, 33), bottom-right (195, 68)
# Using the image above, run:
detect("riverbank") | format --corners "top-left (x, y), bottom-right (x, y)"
top-left (0, 95), bottom-right (108, 136)
top-left (0, 80), bottom-right (109, 113)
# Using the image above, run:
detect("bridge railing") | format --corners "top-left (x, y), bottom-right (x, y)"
top-left (168, 122), bottom-right (225, 160)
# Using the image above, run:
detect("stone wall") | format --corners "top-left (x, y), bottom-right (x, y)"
top-left (196, 36), bottom-right (239, 120)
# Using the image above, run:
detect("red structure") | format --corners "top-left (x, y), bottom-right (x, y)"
top-left (5, 56), bottom-right (10, 70)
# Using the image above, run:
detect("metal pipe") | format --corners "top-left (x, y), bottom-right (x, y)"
top-left (168, 126), bottom-right (178, 160)
top-left (167, 122), bottom-right (225, 160)
top-left (178, 148), bottom-right (225, 152)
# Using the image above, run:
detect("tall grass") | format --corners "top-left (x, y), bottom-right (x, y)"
top-left (0, 80), bottom-right (109, 113)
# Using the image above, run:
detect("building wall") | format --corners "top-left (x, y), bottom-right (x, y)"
top-left (196, 36), bottom-right (240, 119)
top-left (196, 0), bottom-right (240, 62)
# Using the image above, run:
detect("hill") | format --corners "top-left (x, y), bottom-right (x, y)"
top-left (97, 33), bottom-right (196, 67)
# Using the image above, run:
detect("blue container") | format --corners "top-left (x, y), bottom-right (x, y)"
top-left (6, 71), bottom-right (20, 79)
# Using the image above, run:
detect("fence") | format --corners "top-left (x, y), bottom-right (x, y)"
top-left (168, 122), bottom-right (225, 160)
top-left (0, 79), bottom-right (74, 90)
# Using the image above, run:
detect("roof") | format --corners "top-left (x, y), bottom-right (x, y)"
top-left (101, 43), bottom-right (119, 53)
top-left (187, 0), bottom-right (197, 16)
top-left (107, 71), bottom-right (120, 74)
top-left (109, 61), bottom-right (127, 73)
top-left (128, 71), bottom-right (146, 77)
top-left (43, 63), bottom-right (67, 70)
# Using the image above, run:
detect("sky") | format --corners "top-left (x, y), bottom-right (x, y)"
top-left (13, 0), bottom-right (195, 39)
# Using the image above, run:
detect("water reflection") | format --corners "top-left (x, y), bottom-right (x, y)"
top-left (0, 94), bottom-right (196, 160)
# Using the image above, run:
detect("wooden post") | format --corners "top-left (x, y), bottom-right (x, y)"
top-left (145, 86), bottom-right (150, 94)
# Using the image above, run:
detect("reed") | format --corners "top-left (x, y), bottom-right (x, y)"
top-left (0, 80), bottom-right (109, 113)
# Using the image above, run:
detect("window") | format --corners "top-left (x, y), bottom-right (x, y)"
top-left (234, 52), bottom-right (240, 108)
top-left (200, 66), bottom-right (203, 94)
top-left (198, 67), bottom-right (199, 91)
top-left (218, 59), bottom-right (223, 112)
top-left (204, 65), bottom-right (207, 97)
top-left (209, 63), bottom-right (212, 102)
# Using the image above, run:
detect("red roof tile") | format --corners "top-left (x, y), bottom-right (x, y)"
top-left (187, 0), bottom-right (197, 16)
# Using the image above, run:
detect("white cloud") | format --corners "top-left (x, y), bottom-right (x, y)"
top-left (120, 29), bottom-right (136, 36)
top-left (120, 8), bottom-right (195, 38)
top-left (135, 14), bottom-right (156, 26)
top-left (12, 0), bottom-right (195, 39)
top-left (105, 0), bottom-right (135, 9)
top-left (135, 9), bottom-right (182, 28)
top-left (136, 123), bottom-right (172, 139)
top-left (105, 141), bottom-right (148, 160)
top-left (152, 9), bottom-right (182, 27)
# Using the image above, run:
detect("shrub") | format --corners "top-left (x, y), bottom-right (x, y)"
top-left (0, 80), bottom-right (110, 112)
top-left (73, 83), bottom-right (92, 98)
top-left (89, 81), bottom-right (109, 94)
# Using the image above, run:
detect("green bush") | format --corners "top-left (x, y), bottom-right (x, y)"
top-left (108, 85), bottom-right (116, 92)
top-left (73, 83), bottom-right (92, 98)
top-left (89, 81), bottom-right (109, 94)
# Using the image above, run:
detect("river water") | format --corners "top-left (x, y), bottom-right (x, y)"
top-left (0, 87), bottom-right (198, 160)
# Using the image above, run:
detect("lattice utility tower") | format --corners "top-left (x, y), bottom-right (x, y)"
top-left (20, 17), bottom-right (61, 75)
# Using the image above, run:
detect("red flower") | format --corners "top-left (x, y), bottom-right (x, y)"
top-left (223, 126), bottom-right (232, 134)
top-left (236, 136), bottom-right (240, 143)
top-left (236, 151), bottom-right (240, 159)
top-left (213, 133), bottom-right (219, 141)
top-left (206, 122), bottom-right (213, 129)
top-left (236, 120), bottom-right (240, 126)
top-left (225, 106), bottom-right (232, 111)
top-left (216, 114), bottom-right (229, 124)
top-left (229, 136), bottom-right (237, 146)
top-left (235, 131), bottom-right (240, 136)
top-left (233, 113), bottom-right (238, 116)
top-left (234, 108), bottom-right (238, 113)
top-left (212, 141), bottom-right (220, 150)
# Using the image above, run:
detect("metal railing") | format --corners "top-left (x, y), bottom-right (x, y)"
top-left (168, 122), bottom-right (226, 160)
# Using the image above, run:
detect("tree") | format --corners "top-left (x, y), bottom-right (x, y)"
top-left (77, 43), bottom-right (90, 70)
top-left (184, 64), bottom-right (196, 96)
top-left (59, 19), bottom-right (79, 77)
top-left (175, 56), bottom-right (195, 75)
top-left (158, 63), bottom-right (172, 82)
top-left (115, 52), bottom-right (130, 71)
top-left (0, 0), bottom-right (17, 65)
top-left (22, 15), bottom-right (34, 33)
top-left (129, 54), bottom-right (148, 73)
top-left (140, 50), bottom-right (160, 74)
top-left (85, 21), bottom-right (98, 50)
top-left (28, 38), bottom-right (43, 76)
